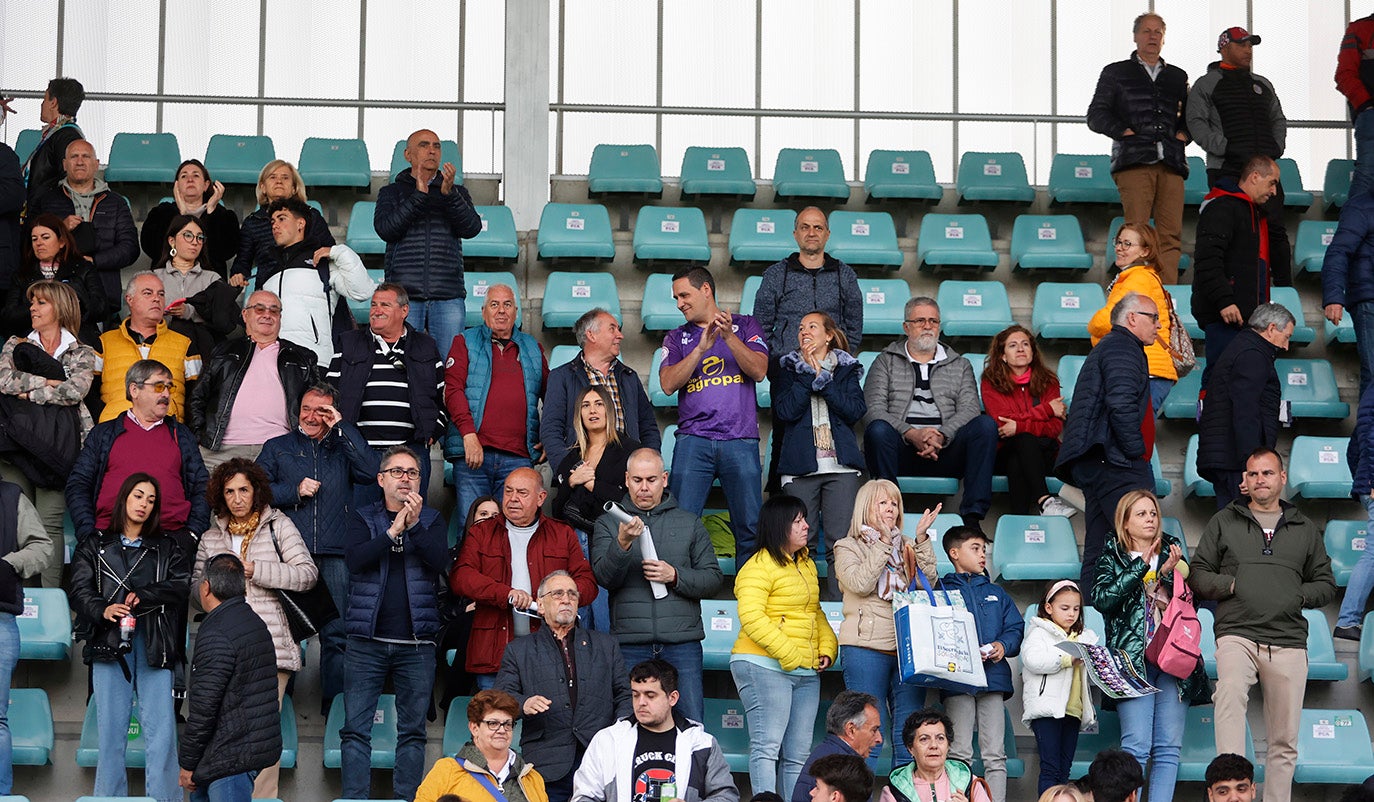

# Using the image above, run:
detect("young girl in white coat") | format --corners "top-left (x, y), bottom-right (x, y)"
top-left (1021, 580), bottom-right (1097, 795)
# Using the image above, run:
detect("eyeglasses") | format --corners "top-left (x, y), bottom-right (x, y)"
top-left (246, 303), bottom-right (283, 315)
top-left (1114, 239), bottom-right (1140, 249)
top-left (541, 588), bottom-right (581, 600)
top-left (178, 231), bottom-right (206, 243)
top-left (138, 381), bottom-right (174, 392)
top-left (1132, 311), bottom-right (1160, 322)
top-left (480, 719), bottom-right (515, 732)
top-left (904, 317), bottom-right (941, 327)
top-left (381, 467), bottom-right (421, 479)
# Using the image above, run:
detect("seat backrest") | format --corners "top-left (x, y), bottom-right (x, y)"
top-left (541, 272), bottom-right (621, 328)
top-left (204, 134), bottom-right (276, 184)
top-left (465, 205), bottom-right (520, 260)
top-left (588, 144), bottom-right (662, 194)
top-left (1277, 157), bottom-right (1306, 193)
top-left (13, 128), bottom-right (41, 165)
top-left (864, 149), bottom-right (941, 199)
top-left (956, 151), bottom-right (1033, 199)
top-left (1324, 520), bottom-right (1368, 586)
top-left (857, 278), bottom-right (912, 335)
top-left (1325, 158), bottom-right (1356, 209)
top-left (1047, 154), bottom-right (1117, 201)
top-left (739, 275), bottom-right (763, 316)
top-left (728, 208), bottom-right (798, 263)
top-left (389, 138), bottom-right (462, 182)
top-left (536, 203), bottom-right (616, 260)
top-left (104, 132), bottom-right (182, 183)
top-left (1011, 214), bottom-right (1090, 261)
top-left (1056, 355), bottom-right (1086, 407)
top-left (772, 148), bottom-right (849, 199)
top-left (297, 137), bottom-right (371, 188)
top-left (679, 146), bottom-right (755, 196)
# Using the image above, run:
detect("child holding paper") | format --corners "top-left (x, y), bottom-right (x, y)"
top-left (1021, 580), bottom-right (1098, 794)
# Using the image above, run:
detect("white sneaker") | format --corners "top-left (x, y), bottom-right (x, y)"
top-left (1040, 495), bottom-right (1078, 518)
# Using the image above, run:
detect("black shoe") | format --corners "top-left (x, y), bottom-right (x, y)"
top-left (960, 515), bottom-right (988, 540)
top-left (1334, 625), bottom-right (1362, 641)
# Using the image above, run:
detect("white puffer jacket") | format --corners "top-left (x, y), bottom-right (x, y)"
top-left (1020, 615), bottom-right (1098, 728)
top-left (261, 244), bottom-right (376, 366)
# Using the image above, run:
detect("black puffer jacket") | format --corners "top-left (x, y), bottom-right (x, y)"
top-left (1, 256), bottom-right (108, 342)
top-left (23, 123), bottom-right (82, 205)
top-left (374, 168), bottom-right (483, 302)
top-left (180, 595), bottom-right (282, 786)
top-left (31, 184), bottom-right (140, 285)
top-left (1187, 62), bottom-right (1286, 177)
top-left (1191, 181), bottom-right (1291, 328)
top-left (1197, 328), bottom-right (1280, 478)
top-left (68, 529), bottom-right (191, 668)
top-left (0, 144), bottom-right (22, 293)
top-left (1086, 51), bottom-right (1191, 176)
top-left (187, 335), bottom-right (320, 451)
top-left (1054, 326), bottom-right (1148, 475)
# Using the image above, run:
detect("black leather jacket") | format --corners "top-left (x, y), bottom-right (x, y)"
top-left (188, 335), bottom-right (320, 451)
top-left (68, 529), bottom-right (191, 668)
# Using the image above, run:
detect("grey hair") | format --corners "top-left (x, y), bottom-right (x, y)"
top-left (903, 296), bottom-right (939, 320)
top-left (537, 569), bottom-right (574, 597)
top-left (123, 270), bottom-right (161, 301)
top-left (482, 283), bottom-right (517, 306)
top-left (627, 447), bottom-right (666, 474)
top-left (303, 381), bottom-right (341, 407)
top-left (1132, 12), bottom-right (1164, 33)
top-left (124, 359), bottom-right (172, 401)
top-left (203, 553), bottom-right (247, 601)
top-left (825, 690), bottom-right (879, 736)
top-left (1248, 302), bottom-right (1296, 332)
top-left (374, 282), bottom-right (411, 307)
top-left (1110, 291), bottom-right (1149, 327)
top-left (573, 307), bottom-right (613, 347)
top-left (379, 444), bottom-right (420, 471)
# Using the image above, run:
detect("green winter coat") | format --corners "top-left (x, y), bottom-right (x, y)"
top-left (1093, 532), bottom-right (1212, 705)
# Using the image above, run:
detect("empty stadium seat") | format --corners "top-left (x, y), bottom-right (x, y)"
top-left (298, 137), bottom-right (371, 188)
top-left (345, 201), bottom-right (385, 254)
top-left (1010, 215), bottom-right (1093, 271)
top-left (588, 144), bottom-right (662, 196)
top-left (1325, 158), bottom-right (1356, 210)
top-left (827, 211), bottom-right (903, 267)
top-left (1294, 709), bottom-right (1374, 783)
top-left (1152, 451), bottom-right (1171, 498)
top-left (280, 694), bottom-right (299, 769)
top-left (895, 475), bottom-right (960, 496)
top-left (323, 694), bottom-right (397, 768)
top-left (703, 698), bottom-right (751, 772)
top-left (542, 273), bottom-right (620, 328)
top-left (1106, 216), bottom-right (1191, 273)
top-left (465, 206), bottom-right (520, 261)
top-left (739, 275), bottom-right (762, 315)
top-left (1047, 154), bottom-right (1118, 204)
top-left (1275, 359), bottom-right (1348, 418)
top-left (204, 134), bottom-right (275, 184)
top-left (1361, 611), bottom-right (1374, 682)
top-left (1184, 156), bottom-right (1209, 205)
top-left (864, 150), bottom-right (942, 202)
top-left (728, 208), bottom-right (797, 264)
top-left (77, 695), bottom-right (146, 766)
top-left (1184, 433), bottom-right (1216, 498)
top-left (1294, 220), bottom-right (1337, 274)
top-left (935, 281), bottom-right (1015, 337)
top-left (1070, 710), bottom-right (1122, 776)
top-left (1287, 436), bottom-right (1353, 498)
top-left (1324, 519), bottom-right (1368, 587)
top-left (701, 599), bottom-right (740, 670)
top-left (388, 138), bottom-right (461, 182)
top-left (1032, 283), bottom-right (1105, 340)
top-left (956, 152), bottom-right (1035, 204)
top-left (772, 148), bottom-right (849, 200)
top-left (13, 128), bottom-right (40, 165)
top-left (16, 587), bottom-right (71, 660)
top-left (1270, 287), bottom-right (1316, 345)
top-left (548, 344), bottom-right (579, 370)
top-left (991, 515), bottom-right (1079, 580)
top-left (537, 203), bottom-right (615, 261)
top-left (1178, 706), bottom-right (1263, 782)
top-left (1304, 609), bottom-right (1349, 681)
top-left (1161, 359), bottom-right (1204, 419)
top-left (103, 132), bottom-right (181, 183)
top-left (10, 689), bottom-right (52, 766)
top-left (464, 272), bottom-right (521, 328)
top-left (1165, 284), bottom-right (1204, 339)
top-left (442, 697), bottom-right (473, 756)
top-left (642, 273), bottom-right (681, 332)
top-left (916, 214), bottom-right (999, 271)
top-left (859, 279), bottom-right (912, 335)
top-left (1277, 158), bottom-right (1314, 209)
top-left (679, 146), bottom-right (756, 199)
top-left (633, 206), bottom-right (710, 263)
top-left (1056, 355), bottom-right (1085, 407)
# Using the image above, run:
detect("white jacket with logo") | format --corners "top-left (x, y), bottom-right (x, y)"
top-left (571, 713), bottom-right (739, 802)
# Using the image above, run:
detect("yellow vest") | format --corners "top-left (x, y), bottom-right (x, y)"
top-left (96, 320), bottom-right (200, 423)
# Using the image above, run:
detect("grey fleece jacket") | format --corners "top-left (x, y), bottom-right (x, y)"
top-left (753, 253), bottom-right (864, 354)
top-left (861, 338), bottom-right (981, 441)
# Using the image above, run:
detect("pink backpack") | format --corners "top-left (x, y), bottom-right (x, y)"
top-left (1144, 570), bottom-right (1203, 679)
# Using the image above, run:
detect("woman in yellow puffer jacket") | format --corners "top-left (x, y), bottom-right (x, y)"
top-left (730, 494), bottom-right (839, 800)
top-left (1087, 221), bottom-right (1179, 413)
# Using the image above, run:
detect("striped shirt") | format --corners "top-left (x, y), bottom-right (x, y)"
top-left (326, 330), bottom-right (442, 447)
top-left (903, 343), bottom-right (945, 427)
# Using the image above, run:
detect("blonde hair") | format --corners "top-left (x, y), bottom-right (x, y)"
top-left (847, 479), bottom-right (904, 538)
top-left (572, 384), bottom-right (620, 456)
top-left (255, 159), bottom-right (308, 206)
top-left (27, 279), bottom-right (82, 336)
top-left (1037, 785), bottom-right (1087, 802)
top-left (1113, 489), bottom-right (1161, 551)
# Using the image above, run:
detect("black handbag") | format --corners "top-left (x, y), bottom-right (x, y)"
top-left (266, 519), bottom-right (339, 641)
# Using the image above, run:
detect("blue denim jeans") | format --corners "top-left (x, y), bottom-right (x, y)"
top-left (317, 555), bottom-right (351, 709)
top-left (840, 645), bottom-right (925, 770)
top-left (190, 770), bottom-right (258, 802)
top-left (1116, 665), bottom-right (1187, 802)
top-left (452, 449), bottom-right (532, 535)
top-left (1353, 108), bottom-right (1374, 200)
top-left (406, 297), bottom-right (467, 358)
top-left (1030, 715), bottom-right (1080, 794)
top-left (341, 638), bottom-right (436, 801)
top-left (862, 416), bottom-right (997, 520)
top-left (575, 528), bottom-right (612, 633)
top-left (1338, 495), bottom-right (1374, 627)
top-left (1148, 378), bottom-right (1174, 416)
top-left (620, 641), bottom-right (704, 724)
top-left (92, 635), bottom-right (179, 802)
top-left (668, 434), bottom-right (762, 561)
top-left (1350, 301), bottom-right (1374, 401)
top-left (729, 659), bottom-right (819, 798)
top-left (0, 614), bottom-right (15, 794)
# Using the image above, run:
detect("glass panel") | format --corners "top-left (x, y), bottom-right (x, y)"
top-left (860, 119), bottom-right (956, 184)
top-left (859, 0), bottom-right (953, 113)
top-left (364, 2), bottom-right (462, 100)
top-left (0, 0), bottom-right (59, 93)
top-left (62, 0), bottom-right (160, 93)
top-left (263, 0), bottom-right (361, 99)
top-left (161, 102), bottom-right (262, 169)
top-left (362, 109), bottom-right (461, 174)
top-left (759, 117), bottom-right (856, 180)
top-left (261, 106), bottom-right (361, 177)
top-left (957, 0), bottom-right (1050, 115)
top-left (760, 0), bottom-right (854, 111)
top-left (163, 1), bottom-right (258, 96)
top-left (78, 103), bottom-right (158, 164)
top-left (462, 110), bottom-right (503, 175)
top-left (661, 115), bottom-right (757, 179)
top-left (463, 0), bottom-right (506, 104)
top-left (559, 112), bottom-right (657, 176)
top-left (1150, 0), bottom-right (1248, 69)
top-left (662, 0), bottom-right (756, 108)
top-left (1253, 0), bottom-right (1347, 122)
top-left (559, 0), bottom-right (655, 104)
top-left (1055, 1), bottom-right (1149, 122)
top-left (957, 120), bottom-right (1051, 184)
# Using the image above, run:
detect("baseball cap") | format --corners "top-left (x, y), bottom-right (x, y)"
top-left (1218, 27), bottom-right (1261, 51)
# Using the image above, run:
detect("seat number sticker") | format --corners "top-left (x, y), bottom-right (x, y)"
top-left (757, 221), bottom-right (775, 234)
top-left (1024, 529), bottom-right (1045, 544)
top-left (711, 616), bottom-right (733, 631)
top-left (661, 220), bottom-right (680, 233)
top-left (1352, 537), bottom-right (1366, 551)
top-left (892, 162), bottom-right (910, 174)
top-left (474, 284), bottom-right (489, 297)
top-left (721, 712), bottom-right (745, 729)
top-left (851, 223), bottom-right (870, 237)
top-left (1061, 295), bottom-right (1080, 309)
top-left (1075, 166), bottom-right (1093, 179)
top-left (867, 292), bottom-right (885, 305)
top-left (572, 285), bottom-right (592, 298)
top-left (963, 293), bottom-right (983, 307)
top-left (566, 218), bottom-right (584, 230)
top-left (374, 709), bottom-right (386, 724)
top-left (707, 159), bottom-right (726, 171)
top-left (945, 226), bottom-right (964, 239)
top-left (20, 601), bottom-right (37, 619)
top-left (1287, 372), bottom-right (1308, 386)
top-left (801, 161), bottom-right (819, 173)
top-left (1038, 228), bottom-right (1058, 240)
top-left (1318, 450), bottom-right (1340, 464)
top-left (1312, 722), bottom-right (1335, 739)
top-left (983, 164), bottom-right (1002, 176)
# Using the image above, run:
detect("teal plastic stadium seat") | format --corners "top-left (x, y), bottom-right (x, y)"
top-left (1277, 158), bottom-right (1313, 209)
top-left (740, 275), bottom-right (762, 316)
top-left (549, 345), bottom-right (579, 370)
top-left (642, 273), bottom-right (681, 332)
top-left (966, 354), bottom-right (987, 404)
top-left (345, 201), bottom-right (385, 254)
top-left (1107, 216), bottom-right (1191, 272)
top-left (1071, 710), bottom-right (1122, 776)
top-left (104, 132), bottom-right (181, 183)
top-left (917, 214), bottom-right (999, 270)
top-left (935, 281), bottom-right (1014, 337)
top-left (1185, 433), bottom-right (1216, 498)
top-left (902, 513), bottom-right (961, 576)
top-left (1011, 215), bottom-right (1094, 270)
top-left (16, 587), bottom-right (71, 660)
top-left (1165, 285), bottom-right (1204, 339)
top-left (1324, 519), bottom-right (1368, 587)
top-left (757, 373), bottom-right (771, 408)
top-left (662, 424), bottom-right (678, 474)
top-left (465, 206), bottom-right (520, 261)
top-left (772, 148), bottom-right (849, 200)
top-left (537, 203), bottom-right (615, 261)
top-left (205, 134), bottom-right (275, 184)
top-left (860, 279), bottom-right (912, 335)
top-left (1325, 159), bottom-right (1356, 210)
top-left (1152, 451), bottom-right (1171, 498)
top-left (992, 516), bottom-right (1079, 580)
top-left (969, 708), bottom-right (1025, 779)
top-left (1199, 607), bottom-right (1219, 678)
top-left (1294, 709), bottom-right (1374, 783)
top-left (828, 211), bottom-right (903, 267)
top-left (77, 694), bottom-right (146, 766)
top-left (633, 206), bottom-right (710, 263)
top-left (679, 146), bottom-right (755, 198)
top-left (298, 137), bottom-right (371, 188)
top-left (1162, 359), bottom-right (1205, 419)
top-left (1304, 609), bottom-right (1348, 680)
top-left (864, 150), bottom-right (942, 201)
top-left (13, 129), bottom-right (40, 165)
top-left (1178, 706), bottom-right (1262, 781)
top-left (464, 272), bottom-right (521, 329)
top-left (1269, 287), bottom-right (1315, 345)
top-left (1294, 220), bottom-right (1338, 274)
top-left (729, 209), bottom-right (798, 264)
top-left (389, 138), bottom-right (461, 183)
top-left (10, 689), bottom-right (52, 765)
top-left (1287, 436), bottom-right (1353, 499)
top-left (856, 351), bottom-right (880, 376)
top-left (346, 269), bottom-right (384, 325)
top-left (1057, 355), bottom-right (1085, 408)
top-left (1185, 157), bottom-right (1209, 205)
top-left (1360, 611), bottom-right (1374, 682)
top-left (280, 694), bottom-right (298, 769)
top-left (701, 600), bottom-right (740, 670)
top-left (542, 273), bottom-right (620, 328)
top-left (648, 348), bottom-right (677, 407)
top-left (1275, 359), bottom-right (1348, 418)
top-left (703, 698), bottom-right (752, 772)
top-left (896, 475), bottom-right (961, 496)
top-left (1328, 314), bottom-right (1358, 345)
top-left (1032, 283), bottom-right (1105, 340)
top-left (324, 694), bottom-right (397, 768)
top-left (443, 697), bottom-right (473, 755)
top-left (1048, 154), bottom-right (1119, 204)
top-left (588, 144), bottom-right (662, 196)
top-left (956, 152), bottom-right (1035, 204)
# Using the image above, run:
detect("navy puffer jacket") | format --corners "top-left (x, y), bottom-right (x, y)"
top-left (255, 422), bottom-right (380, 556)
top-left (1322, 190), bottom-right (1374, 310)
top-left (344, 500), bottom-right (449, 641)
top-left (1350, 382), bottom-right (1374, 498)
top-left (374, 168), bottom-right (483, 302)
top-left (1055, 326), bottom-right (1148, 476)
top-left (1086, 51), bottom-right (1191, 177)
top-left (1197, 328), bottom-right (1280, 479)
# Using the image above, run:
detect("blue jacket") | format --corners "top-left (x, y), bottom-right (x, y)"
top-left (330, 325), bottom-right (446, 444)
top-left (374, 168), bottom-right (483, 302)
top-left (1351, 382), bottom-right (1374, 497)
top-left (443, 324), bottom-right (544, 461)
top-left (540, 351), bottom-right (660, 472)
top-left (1055, 325), bottom-right (1149, 475)
top-left (772, 350), bottom-right (866, 476)
top-left (1322, 190), bottom-right (1374, 309)
top-left (793, 734), bottom-right (861, 802)
top-left (933, 571), bottom-right (1023, 698)
top-left (343, 500), bottom-right (450, 642)
top-left (255, 422), bottom-right (381, 556)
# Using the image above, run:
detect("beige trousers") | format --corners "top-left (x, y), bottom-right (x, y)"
top-left (1213, 635), bottom-right (1307, 802)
